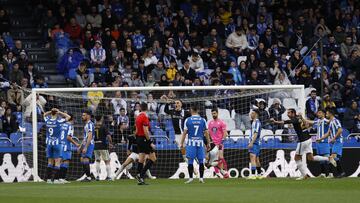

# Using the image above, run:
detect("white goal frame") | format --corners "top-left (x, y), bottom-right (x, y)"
top-left (30, 85), bottom-right (305, 181)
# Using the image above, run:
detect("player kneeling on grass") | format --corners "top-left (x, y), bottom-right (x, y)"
top-left (317, 108), bottom-right (346, 178)
top-left (113, 134), bottom-right (156, 180)
top-left (79, 110), bottom-right (95, 182)
top-left (135, 103), bottom-right (157, 185)
top-left (94, 115), bottom-right (113, 181)
top-left (180, 105), bottom-right (210, 184)
top-left (207, 108), bottom-right (229, 178)
top-left (271, 109), bottom-right (337, 180)
top-left (248, 110), bottom-right (263, 180)
top-left (60, 114), bottom-right (80, 183)
top-left (44, 108), bottom-right (71, 184)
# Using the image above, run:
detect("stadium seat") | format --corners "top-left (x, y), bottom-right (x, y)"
top-left (205, 109), bottom-right (212, 121)
top-left (337, 108), bottom-right (346, 114)
top-left (343, 128), bottom-right (350, 138)
top-left (261, 129), bottom-right (274, 142)
top-left (219, 109), bottom-right (231, 120)
top-left (282, 98), bottom-right (297, 109)
top-left (0, 133), bottom-right (8, 138)
top-left (0, 138), bottom-right (13, 147)
top-left (15, 137), bottom-right (32, 147)
top-left (229, 130), bottom-right (245, 141)
top-left (224, 119), bottom-right (236, 131)
top-left (10, 132), bottom-right (22, 144)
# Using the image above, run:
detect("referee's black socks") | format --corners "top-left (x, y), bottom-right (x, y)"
top-left (137, 162), bottom-right (144, 176)
top-left (188, 164), bottom-right (194, 178)
top-left (141, 160), bottom-right (154, 178)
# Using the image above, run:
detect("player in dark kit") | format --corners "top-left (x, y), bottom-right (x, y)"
top-left (94, 115), bottom-right (113, 181)
top-left (271, 109), bottom-right (337, 180)
top-left (135, 102), bottom-right (157, 185)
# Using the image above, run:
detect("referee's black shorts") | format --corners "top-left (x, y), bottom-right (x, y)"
top-left (136, 136), bottom-right (154, 154)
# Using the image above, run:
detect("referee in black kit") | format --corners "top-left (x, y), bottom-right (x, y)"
top-left (135, 103), bottom-right (157, 185)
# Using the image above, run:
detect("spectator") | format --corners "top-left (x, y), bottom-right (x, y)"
top-left (104, 62), bottom-right (120, 85)
top-left (228, 61), bottom-right (244, 85)
top-left (32, 75), bottom-right (48, 88)
top-left (0, 100), bottom-right (6, 117)
top-left (74, 7), bottom-right (86, 28)
top-left (86, 6), bottom-right (102, 29)
top-left (145, 74), bottom-right (155, 87)
top-left (179, 60), bottom-right (196, 82)
top-left (225, 26), bottom-right (249, 55)
top-left (151, 61), bottom-right (166, 82)
top-left (343, 100), bottom-right (360, 131)
top-left (342, 79), bottom-right (359, 106)
top-left (203, 28), bottom-right (223, 49)
top-left (329, 82), bottom-right (344, 107)
top-left (87, 82), bottom-right (104, 113)
top-left (1, 108), bottom-right (18, 136)
top-left (188, 52), bottom-right (204, 73)
top-left (256, 99), bottom-right (271, 129)
top-left (64, 17), bottom-right (82, 43)
top-left (22, 93), bottom-right (46, 120)
top-left (128, 71), bottom-right (144, 87)
top-left (3, 51), bottom-right (16, 70)
top-left (9, 62), bottom-right (23, 85)
top-left (143, 49), bottom-right (158, 70)
top-left (341, 36), bottom-right (356, 60)
top-left (54, 31), bottom-right (71, 60)
top-left (111, 91), bottom-right (127, 115)
top-left (101, 8), bottom-right (117, 30)
top-left (352, 112), bottom-right (360, 135)
top-left (268, 98), bottom-right (286, 131)
top-left (93, 64), bottom-right (105, 85)
top-left (132, 28), bottom-right (146, 54)
top-left (76, 62), bottom-right (94, 87)
top-left (166, 61), bottom-right (178, 82)
top-left (90, 40), bottom-right (106, 65)
top-left (306, 90), bottom-right (320, 120)
top-left (322, 94), bottom-right (336, 109)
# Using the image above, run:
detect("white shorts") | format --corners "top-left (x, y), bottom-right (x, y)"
top-left (208, 146), bottom-right (219, 165)
top-left (94, 150), bottom-right (110, 161)
top-left (128, 152), bottom-right (139, 162)
top-left (295, 138), bottom-right (313, 155)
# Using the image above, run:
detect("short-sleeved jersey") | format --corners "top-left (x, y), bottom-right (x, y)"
top-left (61, 123), bottom-right (74, 151)
top-left (94, 125), bottom-right (110, 150)
top-left (44, 116), bottom-right (66, 146)
top-left (250, 119), bottom-right (262, 145)
top-left (117, 115), bottom-right (129, 126)
top-left (315, 118), bottom-right (329, 142)
top-left (329, 118), bottom-right (343, 143)
top-left (284, 117), bottom-right (311, 142)
top-left (208, 119), bottom-right (227, 145)
top-left (83, 120), bottom-right (95, 144)
top-left (184, 115), bottom-right (207, 147)
top-left (135, 112), bottom-right (149, 137)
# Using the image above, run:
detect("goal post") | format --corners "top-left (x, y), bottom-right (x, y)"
top-left (29, 85), bottom-right (305, 182)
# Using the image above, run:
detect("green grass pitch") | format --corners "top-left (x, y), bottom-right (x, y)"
top-left (0, 178), bottom-right (359, 203)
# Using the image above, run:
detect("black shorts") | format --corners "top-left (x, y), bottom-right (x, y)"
top-left (136, 136), bottom-right (154, 154)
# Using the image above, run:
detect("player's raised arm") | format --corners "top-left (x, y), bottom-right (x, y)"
top-left (56, 109), bottom-right (71, 121)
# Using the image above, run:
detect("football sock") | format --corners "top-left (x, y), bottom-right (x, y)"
top-left (46, 164), bottom-right (53, 180)
top-left (141, 160), bottom-right (154, 178)
top-left (188, 164), bottom-right (194, 178)
top-left (199, 163), bottom-right (204, 178)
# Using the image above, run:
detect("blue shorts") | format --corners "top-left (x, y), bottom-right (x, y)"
top-left (186, 145), bottom-right (205, 163)
top-left (331, 142), bottom-right (343, 156)
top-left (61, 150), bottom-right (72, 160)
top-left (81, 144), bottom-right (94, 159)
top-left (249, 144), bottom-right (261, 157)
top-left (316, 142), bottom-right (330, 156)
top-left (46, 144), bottom-right (62, 159)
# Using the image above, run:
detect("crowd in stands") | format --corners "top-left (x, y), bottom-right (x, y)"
top-left (1, 0), bottom-right (360, 141)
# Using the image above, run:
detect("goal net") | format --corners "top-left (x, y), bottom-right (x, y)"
top-left (20, 85), bottom-right (306, 181)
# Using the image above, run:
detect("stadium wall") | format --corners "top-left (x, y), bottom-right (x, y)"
top-left (1, 148), bottom-right (360, 182)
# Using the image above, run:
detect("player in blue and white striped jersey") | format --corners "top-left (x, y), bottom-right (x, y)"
top-left (180, 105), bottom-right (210, 184)
top-left (43, 108), bottom-right (71, 184)
top-left (80, 110), bottom-right (95, 181)
top-left (59, 114), bottom-right (80, 183)
top-left (248, 110), bottom-right (263, 179)
top-left (318, 108), bottom-right (346, 178)
top-left (310, 109), bottom-right (331, 177)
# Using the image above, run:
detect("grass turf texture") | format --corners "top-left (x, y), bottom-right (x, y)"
top-left (0, 178), bottom-right (359, 203)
